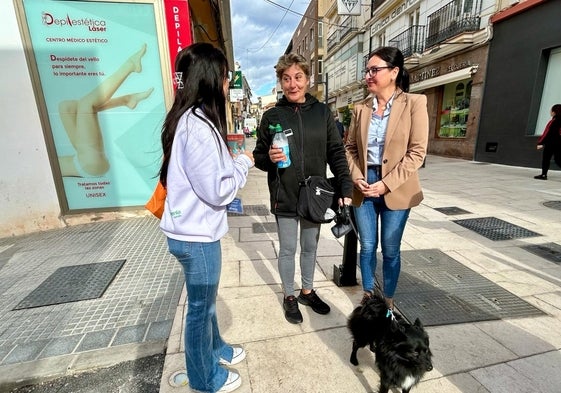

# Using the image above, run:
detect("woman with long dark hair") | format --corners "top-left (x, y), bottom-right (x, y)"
top-left (159, 43), bottom-right (254, 393)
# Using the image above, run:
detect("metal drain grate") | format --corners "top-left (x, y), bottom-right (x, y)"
top-left (434, 206), bottom-right (471, 216)
top-left (453, 217), bottom-right (542, 241)
top-left (543, 201), bottom-right (561, 211)
top-left (228, 204), bottom-right (271, 217)
top-left (521, 243), bottom-right (561, 265)
top-left (252, 222), bottom-right (277, 233)
top-left (376, 249), bottom-right (545, 326)
top-left (13, 260), bottom-right (125, 310)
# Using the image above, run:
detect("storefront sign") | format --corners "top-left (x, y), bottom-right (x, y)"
top-left (412, 61), bottom-right (474, 84)
top-left (370, 0), bottom-right (419, 35)
top-left (231, 71), bottom-right (243, 89)
top-left (229, 88), bottom-right (243, 102)
top-left (447, 60), bottom-right (472, 73)
top-left (164, 0), bottom-right (192, 89)
top-left (411, 67), bottom-right (441, 83)
top-left (337, 0), bottom-right (361, 15)
top-left (21, 0), bottom-right (167, 210)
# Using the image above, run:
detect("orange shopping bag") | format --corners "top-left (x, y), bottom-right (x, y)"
top-left (145, 181), bottom-right (166, 219)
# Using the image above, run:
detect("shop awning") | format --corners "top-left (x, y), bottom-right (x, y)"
top-left (410, 65), bottom-right (478, 92)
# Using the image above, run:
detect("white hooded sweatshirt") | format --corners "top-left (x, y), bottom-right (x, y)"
top-left (160, 108), bottom-right (253, 242)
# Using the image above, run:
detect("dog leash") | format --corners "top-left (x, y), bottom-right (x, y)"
top-left (386, 308), bottom-right (396, 321)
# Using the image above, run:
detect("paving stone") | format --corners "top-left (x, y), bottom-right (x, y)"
top-left (37, 335), bottom-right (82, 358)
top-left (2, 339), bottom-right (50, 365)
top-left (76, 329), bottom-right (116, 352)
top-left (145, 320), bottom-right (173, 342)
top-left (112, 324), bottom-right (148, 346)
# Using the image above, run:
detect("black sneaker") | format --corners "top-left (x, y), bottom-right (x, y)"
top-left (534, 174), bottom-right (547, 180)
top-left (283, 296), bottom-right (303, 324)
top-left (297, 289), bottom-right (331, 315)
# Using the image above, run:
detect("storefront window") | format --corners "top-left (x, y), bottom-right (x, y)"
top-left (438, 78), bottom-right (472, 138)
top-left (535, 47), bottom-right (561, 135)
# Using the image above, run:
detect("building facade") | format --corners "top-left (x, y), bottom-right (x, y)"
top-left (317, 0), bottom-right (498, 159)
top-left (476, 0), bottom-right (561, 167)
top-left (258, 0), bottom-right (559, 168)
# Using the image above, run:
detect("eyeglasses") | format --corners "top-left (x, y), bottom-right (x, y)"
top-left (363, 66), bottom-right (393, 77)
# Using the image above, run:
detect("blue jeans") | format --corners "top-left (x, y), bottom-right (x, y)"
top-left (167, 238), bottom-right (234, 393)
top-left (353, 167), bottom-right (410, 298)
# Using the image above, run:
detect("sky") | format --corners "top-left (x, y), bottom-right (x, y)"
top-left (230, 0), bottom-right (311, 99)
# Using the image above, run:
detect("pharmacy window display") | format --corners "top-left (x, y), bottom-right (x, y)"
top-left (438, 78), bottom-right (472, 138)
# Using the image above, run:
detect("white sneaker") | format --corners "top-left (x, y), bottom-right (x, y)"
top-left (219, 346), bottom-right (246, 366)
top-left (217, 371), bottom-right (241, 392)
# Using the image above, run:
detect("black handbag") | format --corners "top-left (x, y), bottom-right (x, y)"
top-left (330, 205), bottom-right (358, 238)
top-left (297, 175), bottom-right (337, 224)
top-left (286, 131), bottom-right (337, 224)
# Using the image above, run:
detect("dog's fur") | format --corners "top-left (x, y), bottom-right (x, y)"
top-left (348, 292), bottom-right (433, 393)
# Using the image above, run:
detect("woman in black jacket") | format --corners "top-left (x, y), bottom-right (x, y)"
top-left (534, 104), bottom-right (561, 180)
top-left (253, 53), bottom-right (353, 324)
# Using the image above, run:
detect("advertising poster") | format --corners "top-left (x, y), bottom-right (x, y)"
top-left (22, 0), bottom-right (167, 210)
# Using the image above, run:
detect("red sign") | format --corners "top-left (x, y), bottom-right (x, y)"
top-left (163, 0), bottom-right (192, 89)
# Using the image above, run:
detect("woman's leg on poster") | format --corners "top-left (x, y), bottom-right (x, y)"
top-left (58, 44), bottom-right (148, 177)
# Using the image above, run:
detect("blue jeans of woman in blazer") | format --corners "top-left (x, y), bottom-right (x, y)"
top-left (353, 166), bottom-right (410, 298)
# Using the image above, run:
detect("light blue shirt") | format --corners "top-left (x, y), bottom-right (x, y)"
top-left (367, 95), bottom-right (394, 166)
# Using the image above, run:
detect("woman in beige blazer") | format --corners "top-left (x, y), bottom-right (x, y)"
top-left (345, 47), bottom-right (428, 309)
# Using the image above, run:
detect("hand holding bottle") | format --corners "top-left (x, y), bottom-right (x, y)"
top-left (269, 124), bottom-right (291, 168)
top-left (269, 145), bottom-right (286, 163)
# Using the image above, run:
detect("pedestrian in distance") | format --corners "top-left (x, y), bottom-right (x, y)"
top-left (334, 113), bottom-right (345, 140)
top-left (253, 53), bottom-right (353, 324)
top-left (534, 104), bottom-right (561, 180)
top-left (158, 43), bottom-right (254, 393)
top-left (345, 46), bottom-right (428, 310)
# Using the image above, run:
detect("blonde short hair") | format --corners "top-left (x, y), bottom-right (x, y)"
top-left (275, 53), bottom-right (310, 81)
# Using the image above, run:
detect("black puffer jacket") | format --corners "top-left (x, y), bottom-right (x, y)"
top-left (253, 93), bottom-right (353, 217)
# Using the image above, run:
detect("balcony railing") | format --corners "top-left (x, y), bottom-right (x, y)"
top-left (327, 31), bottom-right (339, 52)
top-left (340, 16), bottom-right (358, 42)
top-left (425, 0), bottom-right (482, 49)
top-left (388, 25), bottom-right (425, 58)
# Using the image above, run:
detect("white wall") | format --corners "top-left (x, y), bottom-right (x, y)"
top-left (0, 3), bottom-right (63, 237)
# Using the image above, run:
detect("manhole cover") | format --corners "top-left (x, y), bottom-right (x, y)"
top-left (376, 249), bottom-right (545, 326)
top-left (252, 222), bottom-right (277, 233)
top-left (521, 243), bottom-right (561, 264)
top-left (453, 217), bottom-right (541, 241)
top-left (228, 204), bottom-right (271, 216)
top-left (543, 201), bottom-right (561, 211)
top-left (13, 260), bottom-right (125, 310)
top-left (434, 206), bottom-right (471, 216)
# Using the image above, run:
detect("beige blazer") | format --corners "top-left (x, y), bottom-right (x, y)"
top-left (345, 90), bottom-right (428, 210)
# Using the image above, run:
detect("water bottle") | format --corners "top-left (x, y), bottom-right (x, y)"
top-left (271, 124), bottom-right (291, 168)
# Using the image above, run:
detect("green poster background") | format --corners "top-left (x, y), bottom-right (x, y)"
top-left (22, 0), bottom-right (166, 210)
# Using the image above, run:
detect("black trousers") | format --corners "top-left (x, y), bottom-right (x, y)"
top-left (541, 144), bottom-right (561, 175)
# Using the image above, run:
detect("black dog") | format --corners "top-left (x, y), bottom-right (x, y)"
top-left (348, 293), bottom-right (433, 393)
